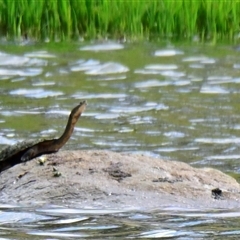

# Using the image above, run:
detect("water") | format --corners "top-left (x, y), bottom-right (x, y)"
top-left (1, 41), bottom-right (240, 238)
top-left (1, 204), bottom-right (240, 239)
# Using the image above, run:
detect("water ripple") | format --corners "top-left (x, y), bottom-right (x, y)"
top-left (164, 131), bottom-right (185, 138)
top-left (72, 93), bottom-right (127, 99)
top-left (80, 42), bottom-right (124, 51)
top-left (9, 88), bottom-right (63, 98)
top-left (0, 68), bottom-right (42, 77)
top-left (145, 64), bottom-right (178, 70)
top-left (154, 49), bottom-right (184, 56)
top-left (28, 231), bottom-right (88, 238)
top-left (182, 56), bottom-right (215, 64)
top-left (138, 229), bottom-right (189, 238)
top-left (110, 103), bottom-right (168, 114)
top-left (134, 79), bottom-right (171, 88)
top-left (0, 136), bottom-right (17, 145)
top-left (24, 50), bottom-right (56, 58)
top-left (85, 62), bottom-right (129, 75)
top-left (70, 59), bottom-right (100, 71)
top-left (0, 52), bottom-right (48, 67)
top-left (70, 59), bottom-right (128, 75)
top-left (200, 85), bottom-right (229, 94)
top-left (0, 52), bottom-right (29, 66)
top-left (195, 138), bottom-right (240, 144)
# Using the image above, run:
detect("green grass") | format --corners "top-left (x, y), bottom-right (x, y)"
top-left (0, 0), bottom-right (240, 42)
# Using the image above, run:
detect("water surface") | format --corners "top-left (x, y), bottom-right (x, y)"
top-left (1, 204), bottom-right (240, 239)
top-left (1, 41), bottom-right (240, 238)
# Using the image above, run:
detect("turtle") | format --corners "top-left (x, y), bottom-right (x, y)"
top-left (0, 100), bottom-right (87, 173)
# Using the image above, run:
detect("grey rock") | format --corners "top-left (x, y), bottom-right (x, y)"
top-left (0, 150), bottom-right (240, 209)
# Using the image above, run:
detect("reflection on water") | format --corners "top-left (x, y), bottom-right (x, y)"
top-left (1, 204), bottom-right (240, 239)
top-left (80, 42), bottom-right (124, 51)
top-left (1, 41), bottom-right (240, 237)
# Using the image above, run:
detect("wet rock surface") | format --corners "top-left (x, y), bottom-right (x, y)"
top-left (0, 150), bottom-right (240, 209)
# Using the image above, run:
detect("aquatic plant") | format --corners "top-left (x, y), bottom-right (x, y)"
top-left (0, 0), bottom-right (239, 42)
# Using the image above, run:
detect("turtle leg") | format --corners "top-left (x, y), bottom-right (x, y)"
top-left (21, 147), bottom-right (37, 162)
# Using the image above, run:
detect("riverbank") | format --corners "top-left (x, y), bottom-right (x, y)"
top-left (0, 150), bottom-right (240, 209)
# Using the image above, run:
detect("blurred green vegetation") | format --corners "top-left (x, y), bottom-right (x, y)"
top-left (0, 0), bottom-right (239, 42)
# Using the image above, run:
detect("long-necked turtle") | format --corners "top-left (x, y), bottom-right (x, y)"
top-left (0, 100), bottom-right (87, 173)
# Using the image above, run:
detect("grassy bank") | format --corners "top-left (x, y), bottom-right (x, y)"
top-left (0, 0), bottom-right (240, 42)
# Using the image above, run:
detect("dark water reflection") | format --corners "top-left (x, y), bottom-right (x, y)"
top-left (1, 41), bottom-right (240, 237)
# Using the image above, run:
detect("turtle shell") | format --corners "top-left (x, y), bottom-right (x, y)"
top-left (0, 139), bottom-right (42, 162)
top-left (0, 139), bottom-right (45, 172)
